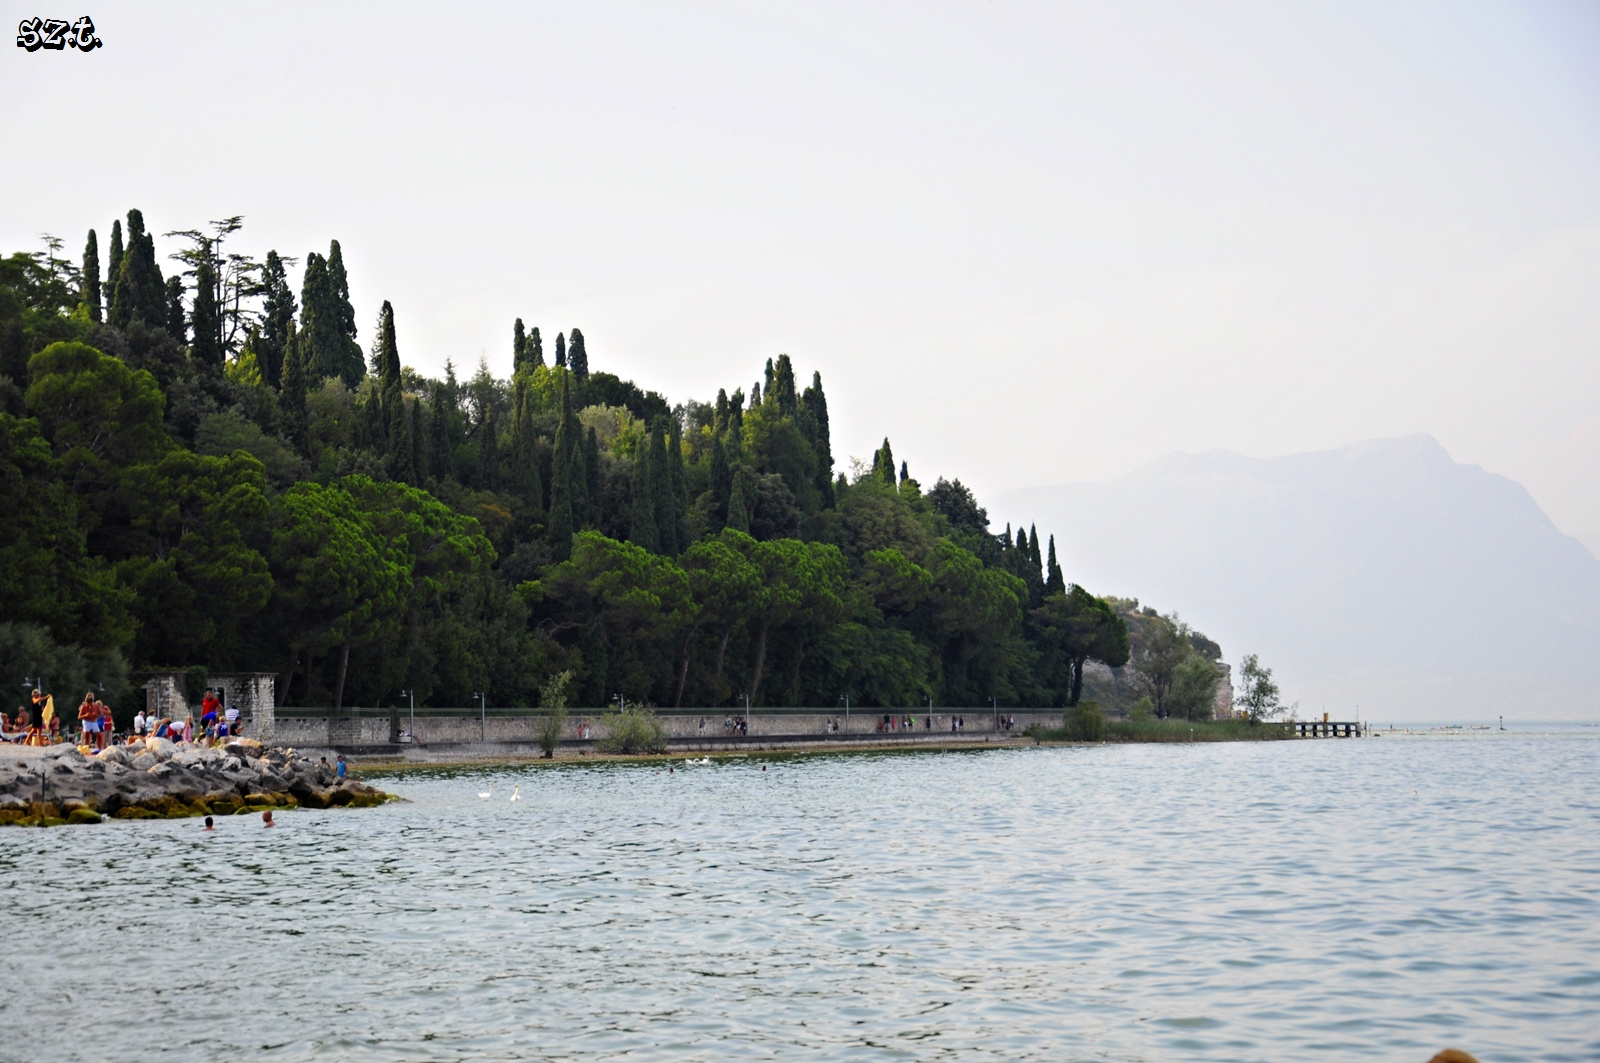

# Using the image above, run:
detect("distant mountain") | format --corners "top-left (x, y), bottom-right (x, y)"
top-left (996, 436), bottom-right (1600, 720)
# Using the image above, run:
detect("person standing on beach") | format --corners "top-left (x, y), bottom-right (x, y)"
top-left (224, 699), bottom-right (240, 738)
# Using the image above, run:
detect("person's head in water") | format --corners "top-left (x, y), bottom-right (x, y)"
top-left (262, 810), bottom-right (274, 827)
top-left (203, 816), bottom-right (214, 831)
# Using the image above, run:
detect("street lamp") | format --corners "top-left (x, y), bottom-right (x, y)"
top-left (839, 694), bottom-right (850, 736)
top-left (474, 691), bottom-right (486, 743)
top-left (742, 692), bottom-right (751, 736)
top-left (400, 689), bottom-right (415, 742)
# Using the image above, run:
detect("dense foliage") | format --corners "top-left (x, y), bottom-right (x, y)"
top-left (0, 212), bottom-right (1185, 712)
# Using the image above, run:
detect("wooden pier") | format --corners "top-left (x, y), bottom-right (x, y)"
top-left (1285, 720), bottom-right (1364, 738)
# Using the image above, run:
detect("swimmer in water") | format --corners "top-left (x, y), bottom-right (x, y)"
top-left (202, 816), bottom-right (215, 831)
top-left (262, 810), bottom-right (275, 827)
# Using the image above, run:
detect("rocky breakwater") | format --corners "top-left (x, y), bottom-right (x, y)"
top-left (0, 739), bottom-right (392, 826)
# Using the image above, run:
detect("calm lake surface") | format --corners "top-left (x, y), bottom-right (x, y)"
top-left (4, 729), bottom-right (1597, 1062)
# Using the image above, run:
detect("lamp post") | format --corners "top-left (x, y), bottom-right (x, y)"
top-left (839, 694), bottom-right (850, 736)
top-left (400, 689), bottom-right (414, 742)
top-left (991, 695), bottom-right (998, 731)
top-left (742, 693), bottom-right (751, 736)
top-left (474, 692), bottom-right (486, 743)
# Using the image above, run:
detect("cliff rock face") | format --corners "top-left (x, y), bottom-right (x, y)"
top-left (1000, 436), bottom-right (1600, 719)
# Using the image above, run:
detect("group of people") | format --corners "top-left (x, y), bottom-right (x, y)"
top-left (722, 715), bottom-right (749, 735)
top-left (0, 689), bottom-right (57, 744)
top-left (0, 686), bottom-right (244, 749)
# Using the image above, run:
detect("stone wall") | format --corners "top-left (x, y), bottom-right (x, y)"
top-left (141, 672), bottom-right (277, 734)
top-left (268, 708), bottom-right (1065, 753)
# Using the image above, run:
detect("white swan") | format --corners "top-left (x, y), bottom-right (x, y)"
top-left (509, 785), bottom-right (521, 802)
top-left (478, 781), bottom-right (494, 799)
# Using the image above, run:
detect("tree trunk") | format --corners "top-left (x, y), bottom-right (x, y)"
top-left (1070, 657), bottom-right (1084, 707)
top-left (748, 618), bottom-right (771, 706)
top-left (279, 648), bottom-right (299, 708)
top-left (332, 641), bottom-right (351, 710)
top-left (713, 622), bottom-right (735, 678)
top-left (673, 620), bottom-right (704, 708)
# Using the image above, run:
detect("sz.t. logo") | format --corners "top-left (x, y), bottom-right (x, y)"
top-left (16, 16), bottom-right (101, 51)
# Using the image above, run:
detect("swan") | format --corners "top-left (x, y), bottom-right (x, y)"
top-left (509, 785), bottom-right (521, 802)
top-left (478, 781), bottom-right (494, 799)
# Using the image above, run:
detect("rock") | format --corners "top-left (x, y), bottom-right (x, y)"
top-left (67, 808), bottom-right (101, 825)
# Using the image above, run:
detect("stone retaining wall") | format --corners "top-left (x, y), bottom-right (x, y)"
top-left (269, 709), bottom-right (1064, 753)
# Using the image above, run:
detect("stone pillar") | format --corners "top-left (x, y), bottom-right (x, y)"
top-left (246, 674), bottom-right (276, 740)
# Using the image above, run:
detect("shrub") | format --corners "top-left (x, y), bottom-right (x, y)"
top-left (537, 669), bottom-right (573, 758)
top-left (599, 707), bottom-right (666, 754)
top-left (1067, 700), bottom-right (1106, 742)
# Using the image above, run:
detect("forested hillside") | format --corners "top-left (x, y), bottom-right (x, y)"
top-left (0, 213), bottom-right (1177, 713)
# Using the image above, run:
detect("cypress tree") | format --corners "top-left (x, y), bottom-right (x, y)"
top-left (528, 326), bottom-right (544, 368)
top-left (1001, 523), bottom-right (1013, 553)
top-left (1028, 523), bottom-right (1042, 569)
top-left (299, 252), bottom-right (329, 381)
top-left (726, 466), bottom-right (751, 534)
top-left (569, 327), bottom-right (589, 383)
top-left (750, 381), bottom-right (761, 406)
top-left (899, 460), bottom-right (909, 486)
top-left (1016, 526), bottom-right (1028, 556)
top-left (709, 434), bottom-right (732, 526)
top-left (82, 229), bottom-right (101, 323)
top-left (1045, 535), bottom-right (1066, 596)
top-left (799, 371), bottom-right (834, 507)
top-left (568, 406), bottom-right (590, 528)
top-left (430, 380), bottom-right (452, 483)
top-left (629, 437), bottom-right (659, 553)
top-left (105, 220), bottom-right (123, 324)
top-left (714, 388), bottom-right (729, 435)
top-left (771, 354), bottom-right (797, 417)
top-left (873, 438), bottom-right (896, 485)
top-left (410, 398), bottom-right (428, 484)
top-left (280, 325), bottom-right (308, 455)
top-left (165, 276), bottom-right (187, 346)
top-left (478, 405), bottom-right (500, 491)
top-left (115, 210), bottom-right (164, 330)
top-left (547, 373), bottom-right (576, 560)
top-left (584, 426), bottom-right (601, 526)
top-left (764, 357), bottom-right (775, 396)
top-left (555, 332), bottom-right (566, 368)
top-left (376, 300), bottom-right (400, 387)
top-left (388, 394), bottom-right (414, 484)
top-left (191, 260), bottom-right (220, 367)
top-left (650, 419), bottom-right (677, 556)
top-left (510, 379), bottom-right (543, 514)
top-left (513, 318), bottom-right (526, 373)
top-left (326, 240), bottom-right (363, 385)
top-left (668, 416), bottom-right (690, 551)
top-left (260, 251), bottom-right (295, 388)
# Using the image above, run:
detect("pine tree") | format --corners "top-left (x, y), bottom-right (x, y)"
top-left (376, 300), bottom-right (401, 387)
top-left (709, 434), bottom-right (732, 526)
top-left (165, 276), bottom-right (187, 345)
top-left (259, 251), bottom-right (296, 388)
top-left (191, 260), bottom-right (221, 367)
top-left (528, 326), bottom-right (544, 368)
top-left (105, 220), bottom-right (123, 324)
top-left (569, 327), bottom-right (589, 383)
top-left (280, 325), bottom-right (308, 455)
top-left (513, 318), bottom-right (526, 373)
top-left (650, 418), bottom-right (677, 556)
top-left (1045, 535), bottom-right (1066, 596)
top-left (81, 229), bottom-right (101, 323)
top-left (799, 371), bottom-right (834, 508)
top-left (555, 332), bottom-right (566, 367)
top-left (629, 435), bottom-right (659, 553)
top-left (547, 373), bottom-right (576, 559)
top-left (726, 466), bottom-right (751, 534)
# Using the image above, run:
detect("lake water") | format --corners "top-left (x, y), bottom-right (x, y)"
top-left (3, 729), bottom-right (1597, 1062)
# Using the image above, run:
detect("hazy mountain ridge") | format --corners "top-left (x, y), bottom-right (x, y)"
top-left (997, 435), bottom-right (1600, 719)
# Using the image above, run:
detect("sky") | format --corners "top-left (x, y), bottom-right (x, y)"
top-left (5, 1), bottom-right (1599, 553)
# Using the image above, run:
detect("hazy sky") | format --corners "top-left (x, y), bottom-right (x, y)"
top-left (6, 1), bottom-right (1598, 551)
